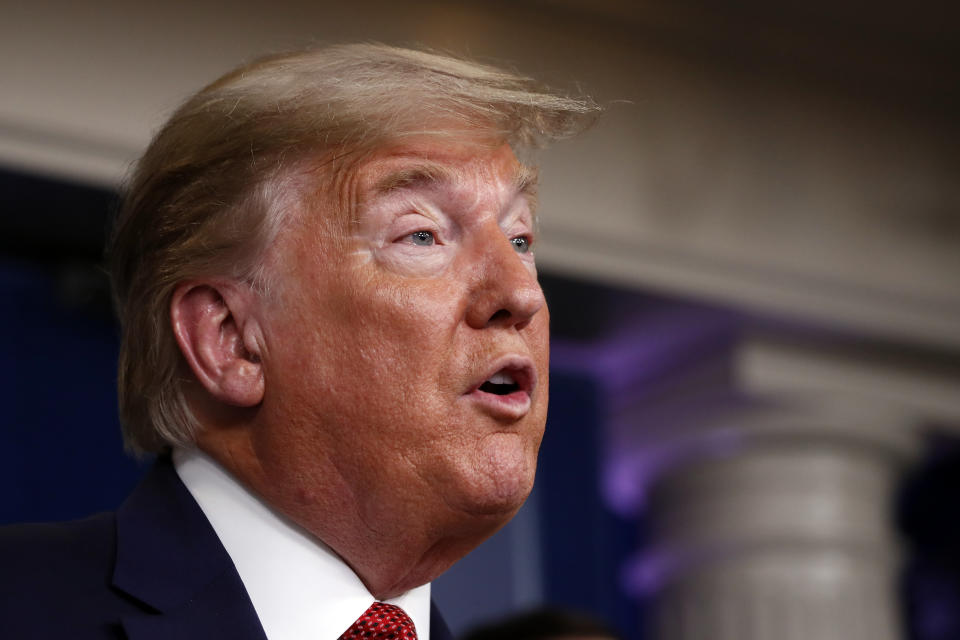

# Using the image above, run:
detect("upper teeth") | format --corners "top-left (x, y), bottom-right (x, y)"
top-left (489, 371), bottom-right (516, 385)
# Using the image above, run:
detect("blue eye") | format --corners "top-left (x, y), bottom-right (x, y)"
top-left (409, 230), bottom-right (435, 246)
top-left (511, 236), bottom-right (532, 254)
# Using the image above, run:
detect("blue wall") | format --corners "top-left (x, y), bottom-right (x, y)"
top-left (0, 259), bottom-right (146, 524)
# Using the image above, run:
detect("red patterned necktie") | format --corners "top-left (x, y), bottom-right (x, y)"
top-left (338, 601), bottom-right (419, 640)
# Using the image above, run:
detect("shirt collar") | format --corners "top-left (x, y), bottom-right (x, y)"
top-left (173, 448), bottom-right (431, 640)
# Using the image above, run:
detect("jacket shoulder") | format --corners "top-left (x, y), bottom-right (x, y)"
top-left (0, 513), bottom-right (137, 638)
top-left (0, 512), bottom-right (115, 583)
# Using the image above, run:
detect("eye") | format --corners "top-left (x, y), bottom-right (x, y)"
top-left (407, 230), bottom-right (435, 246)
top-left (510, 235), bottom-right (532, 254)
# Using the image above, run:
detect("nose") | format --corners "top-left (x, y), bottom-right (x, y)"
top-left (464, 227), bottom-right (547, 331)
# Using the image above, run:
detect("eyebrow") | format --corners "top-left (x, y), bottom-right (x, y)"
top-left (371, 161), bottom-right (540, 205)
top-left (374, 163), bottom-right (455, 194)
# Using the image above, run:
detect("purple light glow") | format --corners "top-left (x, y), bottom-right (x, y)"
top-left (603, 423), bottom-right (747, 516)
top-left (550, 307), bottom-right (736, 405)
top-left (551, 306), bottom-right (743, 518)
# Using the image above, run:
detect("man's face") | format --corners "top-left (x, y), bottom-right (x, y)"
top-left (252, 138), bottom-right (549, 544)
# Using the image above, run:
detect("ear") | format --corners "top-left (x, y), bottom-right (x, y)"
top-left (170, 281), bottom-right (265, 407)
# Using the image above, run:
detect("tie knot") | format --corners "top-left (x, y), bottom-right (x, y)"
top-left (338, 601), bottom-right (419, 640)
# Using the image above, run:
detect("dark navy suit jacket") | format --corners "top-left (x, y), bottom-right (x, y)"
top-left (0, 456), bottom-right (454, 640)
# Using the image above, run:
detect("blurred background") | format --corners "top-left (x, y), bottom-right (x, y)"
top-left (1, 1), bottom-right (958, 639)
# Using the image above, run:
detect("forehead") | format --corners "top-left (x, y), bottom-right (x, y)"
top-left (351, 139), bottom-right (536, 205)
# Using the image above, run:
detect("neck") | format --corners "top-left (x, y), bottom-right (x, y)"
top-left (330, 516), bottom-right (504, 600)
top-left (195, 431), bottom-right (508, 600)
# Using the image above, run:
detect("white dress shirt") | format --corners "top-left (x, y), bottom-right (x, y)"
top-left (173, 448), bottom-right (431, 640)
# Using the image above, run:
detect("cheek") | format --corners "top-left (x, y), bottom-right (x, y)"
top-left (357, 275), bottom-right (465, 359)
top-left (318, 274), bottom-right (465, 413)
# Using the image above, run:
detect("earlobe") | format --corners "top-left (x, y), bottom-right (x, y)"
top-left (170, 282), bottom-right (265, 408)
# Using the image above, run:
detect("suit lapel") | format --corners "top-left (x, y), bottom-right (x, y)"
top-left (112, 455), bottom-right (267, 640)
top-left (113, 456), bottom-right (453, 640)
top-left (120, 569), bottom-right (267, 640)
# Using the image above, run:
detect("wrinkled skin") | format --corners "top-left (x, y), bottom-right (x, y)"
top-left (191, 138), bottom-right (549, 598)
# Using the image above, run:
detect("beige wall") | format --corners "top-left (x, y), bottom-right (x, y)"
top-left (3, 0), bottom-right (957, 348)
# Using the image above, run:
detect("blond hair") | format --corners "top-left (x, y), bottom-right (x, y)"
top-left (108, 42), bottom-right (598, 454)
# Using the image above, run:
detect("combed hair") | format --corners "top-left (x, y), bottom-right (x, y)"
top-left (108, 42), bottom-right (598, 454)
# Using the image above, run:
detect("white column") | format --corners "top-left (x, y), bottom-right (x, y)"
top-left (628, 397), bottom-right (917, 640)
top-left (609, 329), bottom-right (960, 640)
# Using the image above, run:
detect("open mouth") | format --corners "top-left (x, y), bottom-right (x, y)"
top-left (479, 371), bottom-right (522, 395)
top-left (468, 359), bottom-right (536, 418)
top-left (473, 362), bottom-right (534, 398)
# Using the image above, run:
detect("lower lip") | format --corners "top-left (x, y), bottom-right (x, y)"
top-left (467, 388), bottom-right (532, 419)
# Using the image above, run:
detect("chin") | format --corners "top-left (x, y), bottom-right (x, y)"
top-left (456, 433), bottom-right (538, 517)
top-left (455, 482), bottom-right (533, 522)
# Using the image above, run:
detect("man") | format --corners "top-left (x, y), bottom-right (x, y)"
top-left (0, 43), bottom-right (595, 639)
